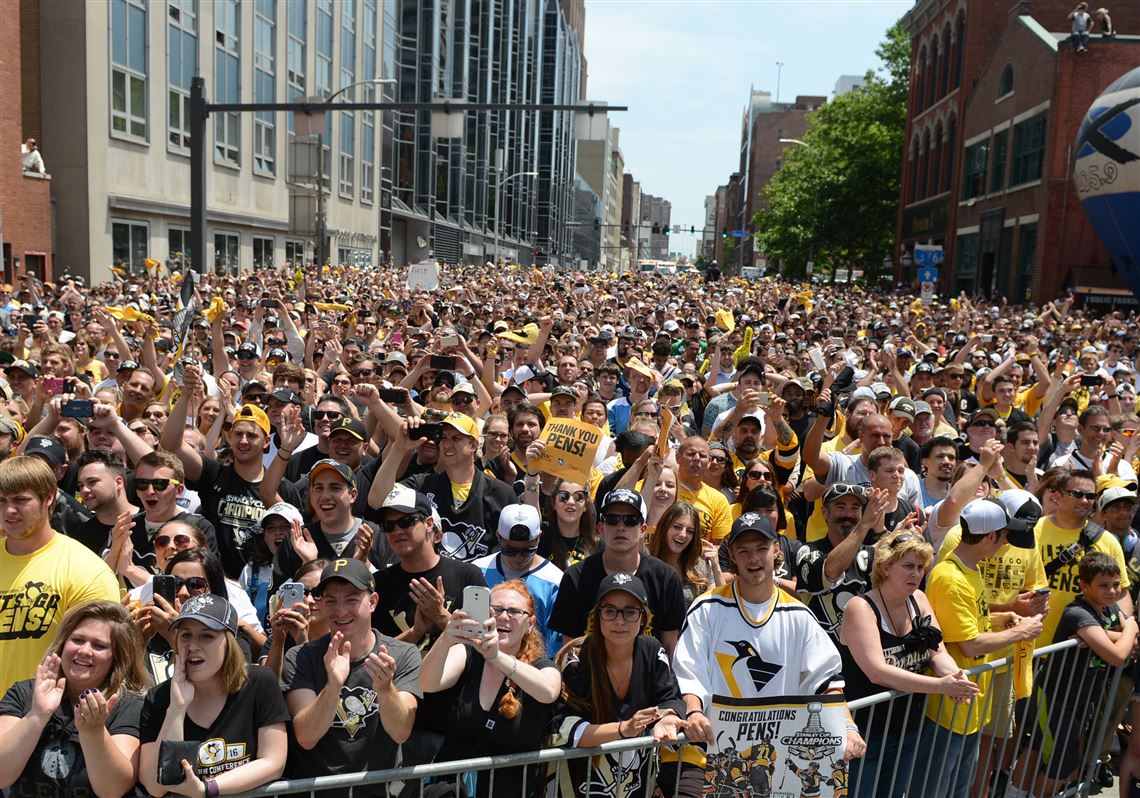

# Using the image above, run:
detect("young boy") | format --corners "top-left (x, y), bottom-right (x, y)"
top-left (1012, 552), bottom-right (1138, 797)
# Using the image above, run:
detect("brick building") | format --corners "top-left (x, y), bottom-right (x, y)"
top-left (895, 0), bottom-right (1140, 304)
top-left (0, 0), bottom-right (53, 280)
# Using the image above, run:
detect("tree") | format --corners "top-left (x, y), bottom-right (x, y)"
top-left (753, 22), bottom-right (910, 282)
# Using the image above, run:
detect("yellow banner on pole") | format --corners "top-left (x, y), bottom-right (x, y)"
top-left (656, 404), bottom-right (674, 458)
top-left (532, 418), bottom-right (603, 485)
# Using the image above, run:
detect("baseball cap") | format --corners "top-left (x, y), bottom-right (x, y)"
top-left (432, 370), bottom-right (457, 388)
top-left (995, 489), bottom-right (1041, 547)
top-left (663, 320), bottom-right (680, 333)
top-left (512, 365), bottom-right (540, 385)
top-left (889, 396), bottom-right (917, 421)
top-left (823, 483), bottom-right (869, 506)
top-left (233, 404), bottom-right (271, 436)
top-left (313, 558), bottom-right (376, 595)
top-left (738, 411), bottom-right (765, 428)
top-left (922, 387), bottom-right (946, 401)
top-left (914, 400), bottom-right (933, 417)
top-left (269, 388), bottom-right (302, 406)
top-left (915, 362), bottom-right (934, 375)
top-left (727, 511), bottom-right (778, 546)
top-left (600, 488), bottom-right (647, 519)
top-left (550, 385), bottom-right (577, 400)
top-left (870, 382), bottom-right (892, 400)
top-left (381, 484), bottom-right (434, 516)
top-left (237, 342), bottom-right (260, 356)
top-left (266, 347), bottom-right (288, 362)
top-left (169, 594), bottom-right (239, 635)
top-left (385, 351), bottom-right (409, 367)
top-left (25, 435), bottom-right (66, 467)
top-left (497, 503), bottom-right (541, 542)
top-left (497, 323), bottom-right (540, 345)
top-left (241, 380), bottom-right (268, 395)
top-left (260, 502), bottom-right (304, 530)
top-left (967, 407), bottom-right (999, 426)
top-left (594, 572), bottom-right (649, 607)
top-left (626, 358), bottom-right (654, 380)
top-left (0, 416), bottom-right (22, 439)
top-left (118, 359), bottom-right (141, 373)
top-left (6, 360), bottom-right (39, 378)
top-left (450, 381), bottom-right (475, 397)
top-left (960, 497), bottom-right (1021, 543)
top-left (308, 458), bottom-right (354, 484)
top-left (441, 412), bottom-right (479, 439)
top-left (851, 386), bottom-right (877, 404)
top-left (328, 416), bottom-right (367, 441)
top-left (1100, 487), bottom-right (1138, 512)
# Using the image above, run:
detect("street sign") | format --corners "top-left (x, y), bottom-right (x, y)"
top-left (729, 230), bottom-right (747, 239)
top-left (917, 266), bottom-right (939, 283)
top-left (921, 280), bottom-right (935, 304)
top-left (914, 244), bottom-right (944, 267)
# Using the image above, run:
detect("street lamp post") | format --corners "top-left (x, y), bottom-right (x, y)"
top-left (779, 137), bottom-right (824, 281)
top-left (492, 168), bottom-right (538, 265)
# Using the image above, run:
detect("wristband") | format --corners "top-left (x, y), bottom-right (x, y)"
top-left (205, 779), bottom-right (220, 798)
top-left (617, 719), bottom-right (630, 739)
top-left (685, 709), bottom-right (705, 720)
top-left (845, 723), bottom-right (860, 734)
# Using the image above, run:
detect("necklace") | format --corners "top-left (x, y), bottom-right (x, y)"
top-left (877, 589), bottom-right (908, 638)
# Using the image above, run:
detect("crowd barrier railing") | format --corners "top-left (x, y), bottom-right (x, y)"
top-left (228, 638), bottom-right (1127, 798)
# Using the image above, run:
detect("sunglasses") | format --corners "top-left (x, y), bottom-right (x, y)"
top-left (351, 369), bottom-right (375, 378)
top-left (153, 533), bottom-right (194, 548)
top-left (451, 394), bottom-right (474, 405)
top-left (313, 410), bottom-right (343, 421)
top-left (599, 605), bottom-right (644, 623)
top-left (236, 352), bottom-right (259, 360)
top-left (708, 455), bottom-right (728, 465)
top-left (380, 515), bottom-right (423, 533)
top-left (747, 470), bottom-right (772, 481)
top-left (969, 420), bottom-right (997, 428)
top-left (556, 489), bottom-right (587, 503)
top-left (1066, 489), bottom-right (1097, 501)
top-left (171, 576), bottom-right (209, 592)
top-left (136, 477), bottom-right (181, 491)
top-left (601, 513), bottom-right (643, 527)
top-left (245, 394), bottom-right (267, 404)
top-left (104, 351), bottom-right (121, 360)
top-left (500, 545), bottom-right (539, 559)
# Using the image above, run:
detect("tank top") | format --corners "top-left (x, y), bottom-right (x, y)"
top-left (841, 594), bottom-right (938, 738)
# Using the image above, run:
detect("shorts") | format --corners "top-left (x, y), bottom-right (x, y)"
top-left (982, 667), bottom-right (1015, 738)
top-left (1025, 689), bottom-right (1086, 780)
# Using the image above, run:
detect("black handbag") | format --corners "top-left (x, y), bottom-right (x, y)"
top-left (158, 739), bottom-right (201, 785)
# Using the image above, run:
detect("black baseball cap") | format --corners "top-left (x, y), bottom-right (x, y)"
top-left (269, 388), bottom-right (302, 406)
top-left (727, 511), bottom-right (777, 546)
top-left (169, 594), bottom-right (239, 635)
top-left (594, 573), bottom-right (649, 607)
top-left (25, 435), bottom-right (66, 467)
top-left (328, 416), bottom-right (367, 441)
top-left (313, 558), bottom-right (375, 595)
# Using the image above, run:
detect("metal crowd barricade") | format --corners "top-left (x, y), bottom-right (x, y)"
top-left (847, 638), bottom-right (1128, 798)
top-left (228, 734), bottom-right (688, 797)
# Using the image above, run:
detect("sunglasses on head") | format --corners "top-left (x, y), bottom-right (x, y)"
top-left (136, 477), bottom-right (181, 491)
top-left (380, 515), bottom-right (423, 533)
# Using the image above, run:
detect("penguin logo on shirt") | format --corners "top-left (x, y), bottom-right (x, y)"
top-left (40, 739), bottom-right (76, 778)
top-left (335, 686), bottom-right (378, 738)
top-left (726, 640), bottom-right (783, 693)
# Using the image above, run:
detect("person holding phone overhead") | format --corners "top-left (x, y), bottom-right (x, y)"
top-left (420, 580), bottom-right (562, 797)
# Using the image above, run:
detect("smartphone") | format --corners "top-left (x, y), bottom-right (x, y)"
top-left (462, 585), bottom-right (491, 636)
top-left (43, 377), bottom-right (65, 395)
top-left (22, 314), bottom-right (39, 327)
top-left (61, 399), bottom-right (94, 418)
top-left (983, 334), bottom-right (994, 344)
top-left (408, 423), bottom-right (444, 443)
top-left (262, 299), bottom-right (279, 309)
top-left (756, 392), bottom-right (772, 407)
top-left (1081, 374), bottom-right (1103, 387)
top-left (378, 388), bottom-right (408, 404)
top-left (1033, 588), bottom-right (1051, 597)
top-left (441, 334), bottom-right (460, 349)
top-left (430, 355), bottom-right (457, 371)
top-left (153, 574), bottom-right (178, 606)
top-left (808, 346), bottom-right (826, 370)
top-left (276, 580), bottom-right (306, 611)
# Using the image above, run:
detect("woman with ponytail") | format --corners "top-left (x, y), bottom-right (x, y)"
top-left (420, 580), bottom-right (562, 797)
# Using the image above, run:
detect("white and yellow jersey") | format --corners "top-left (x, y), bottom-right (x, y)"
top-left (673, 583), bottom-right (843, 711)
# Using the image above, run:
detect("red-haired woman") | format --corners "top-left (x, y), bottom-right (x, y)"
top-left (420, 580), bottom-right (562, 797)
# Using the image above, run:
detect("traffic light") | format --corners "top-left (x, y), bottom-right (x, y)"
top-left (651, 223), bottom-right (660, 235)
top-left (721, 228), bottom-right (728, 239)
top-left (594, 219), bottom-right (600, 232)
top-left (690, 226), bottom-right (696, 236)
top-left (664, 225), bottom-right (671, 237)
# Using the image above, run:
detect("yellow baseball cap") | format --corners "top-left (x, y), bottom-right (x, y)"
top-left (233, 404), bottom-right (270, 437)
top-left (441, 412), bottom-right (479, 439)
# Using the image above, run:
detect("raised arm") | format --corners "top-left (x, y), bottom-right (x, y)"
top-left (160, 364), bottom-right (205, 482)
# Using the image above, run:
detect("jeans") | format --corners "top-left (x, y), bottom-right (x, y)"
top-left (907, 719), bottom-right (980, 798)
top-left (1072, 30), bottom-right (1090, 50)
top-left (849, 732), bottom-right (917, 798)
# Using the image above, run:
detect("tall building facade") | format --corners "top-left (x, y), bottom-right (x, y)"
top-left (895, 0), bottom-right (1140, 303)
top-left (621, 174), bottom-right (641, 266)
top-left (576, 121), bottom-right (623, 270)
top-left (640, 193), bottom-right (671, 260)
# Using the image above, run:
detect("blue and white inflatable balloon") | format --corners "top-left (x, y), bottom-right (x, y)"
top-left (1074, 67), bottom-right (1140, 300)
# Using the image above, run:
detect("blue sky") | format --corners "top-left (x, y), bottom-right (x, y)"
top-left (583, 0), bottom-right (910, 257)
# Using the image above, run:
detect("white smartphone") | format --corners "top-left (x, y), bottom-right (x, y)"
top-left (756, 392), bottom-right (772, 407)
top-left (442, 334), bottom-right (460, 348)
top-left (808, 346), bottom-right (826, 370)
top-left (461, 585), bottom-right (491, 635)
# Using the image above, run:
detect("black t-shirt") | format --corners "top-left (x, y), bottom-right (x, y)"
top-left (883, 497), bottom-right (922, 534)
top-left (547, 552), bottom-right (686, 644)
top-left (402, 469), bottom-right (516, 561)
top-left (893, 434), bottom-right (922, 473)
top-left (271, 518), bottom-right (393, 591)
top-left (0, 681), bottom-right (142, 798)
top-left (1040, 596), bottom-right (1120, 715)
top-left (795, 535), bottom-right (873, 643)
top-left (139, 665), bottom-right (289, 779)
top-left (62, 514), bottom-right (114, 557)
top-left (281, 630), bottom-right (421, 786)
top-left (434, 648), bottom-right (558, 797)
top-left (283, 443), bottom-right (330, 483)
top-left (53, 490), bottom-right (96, 551)
top-left (554, 635), bottom-right (685, 798)
top-left (190, 457), bottom-right (266, 577)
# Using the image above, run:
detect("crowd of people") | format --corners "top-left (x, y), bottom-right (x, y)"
top-left (1, 260), bottom-right (1139, 798)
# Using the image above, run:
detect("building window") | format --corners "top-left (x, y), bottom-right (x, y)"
top-left (963, 141), bottom-right (988, 200)
top-left (167, 1), bottom-right (197, 152)
top-left (112, 220), bottom-right (149, 275)
top-left (340, 111), bottom-right (356, 197)
top-left (338, 1), bottom-right (356, 199)
top-left (990, 130), bottom-right (1008, 193)
top-left (252, 236), bottom-right (275, 268)
top-left (1015, 223), bottom-right (1037, 302)
top-left (998, 65), bottom-right (1014, 97)
top-left (316, 0), bottom-right (334, 190)
top-left (360, 0), bottom-right (376, 205)
top-left (1011, 113), bottom-right (1047, 187)
top-left (169, 227), bottom-right (192, 268)
top-left (285, 239), bottom-right (305, 266)
top-left (111, 0), bottom-right (148, 140)
top-left (214, 231), bottom-right (239, 275)
top-left (955, 232), bottom-right (980, 293)
top-left (214, 0), bottom-right (241, 165)
top-left (286, 3), bottom-right (305, 134)
top-left (253, 0), bottom-right (276, 176)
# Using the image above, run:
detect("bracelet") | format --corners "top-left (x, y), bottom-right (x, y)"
top-left (617, 719), bottom-right (630, 739)
top-left (505, 655), bottom-right (519, 681)
top-left (845, 723), bottom-right (860, 734)
top-left (685, 709), bottom-right (705, 719)
top-left (204, 779), bottom-right (220, 798)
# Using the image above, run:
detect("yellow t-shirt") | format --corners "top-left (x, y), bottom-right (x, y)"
top-left (804, 437), bottom-right (859, 543)
top-left (0, 534), bottom-right (121, 696)
top-left (451, 480), bottom-right (472, 505)
top-left (676, 481), bottom-right (733, 543)
top-left (1034, 516), bottom-right (1130, 646)
top-left (925, 553), bottom-right (992, 735)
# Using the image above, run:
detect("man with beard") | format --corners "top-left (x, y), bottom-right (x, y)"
top-left (779, 377), bottom-right (813, 448)
top-left (506, 403), bottom-right (544, 485)
top-left (68, 449), bottom-right (139, 558)
top-left (795, 483), bottom-right (885, 644)
top-left (282, 395), bottom-right (354, 481)
top-left (0, 456), bottom-right (119, 696)
top-left (919, 436), bottom-right (959, 512)
top-left (161, 362), bottom-right (267, 577)
top-left (368, 412), bottom-right (514, 562)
